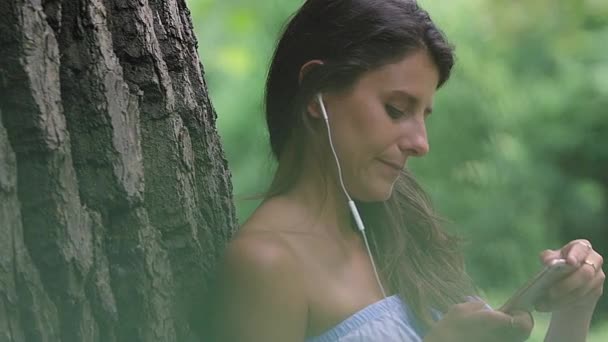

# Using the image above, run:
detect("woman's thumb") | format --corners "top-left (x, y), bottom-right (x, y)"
top-left (539, 249), bottom-right (561, 265)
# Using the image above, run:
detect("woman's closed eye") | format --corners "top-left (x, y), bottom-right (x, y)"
top-left (385, 104), bottom-right (408, 119)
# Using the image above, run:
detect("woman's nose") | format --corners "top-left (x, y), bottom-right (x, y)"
top-left (398, 118), bottom-right (429, 156)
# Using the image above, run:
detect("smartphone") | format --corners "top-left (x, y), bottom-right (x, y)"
top-left (499, 258), bottom-right (576, 313)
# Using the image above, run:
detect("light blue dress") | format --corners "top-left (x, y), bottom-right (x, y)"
top-left (305, 295), bottom-right (429, 342)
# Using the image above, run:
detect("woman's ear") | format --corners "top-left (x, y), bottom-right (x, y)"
top-left (299, 60), bottom-right (325, 119)
top-left (306, 95), bottom-right (323, 119)
top-left (298, 59), bottom-right (324, 84)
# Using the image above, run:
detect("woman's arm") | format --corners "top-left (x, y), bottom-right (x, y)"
top-left (210, 233), bottom-right (308, 342)
top-left (543, 305), bottom-right (595, 342)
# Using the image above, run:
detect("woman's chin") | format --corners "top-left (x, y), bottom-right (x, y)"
top-left (355, 182), bottom-right (395, 202)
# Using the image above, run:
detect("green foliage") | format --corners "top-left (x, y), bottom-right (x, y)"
top-left (187, 0), bottom-right (607, 320)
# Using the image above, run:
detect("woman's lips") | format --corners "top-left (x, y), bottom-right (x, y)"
top-left (378, 159), bottom-right (403, 171)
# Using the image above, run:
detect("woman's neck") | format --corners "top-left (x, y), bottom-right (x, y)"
top-left (284, 165), bottom-right (359, 242)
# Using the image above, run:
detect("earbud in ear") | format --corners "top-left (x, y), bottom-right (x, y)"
top-left (316, 93), bottom-right (329, 121)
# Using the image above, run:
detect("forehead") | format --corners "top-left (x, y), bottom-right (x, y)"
top-left (354, 50), bottom-right (440, 101)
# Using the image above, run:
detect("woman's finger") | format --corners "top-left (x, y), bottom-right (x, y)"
top-left (511, 310), bottom-right (534, 340)
top-left (536, 261), bottom-right (605, 311)
top-left (484, 310), bottom-right (533, 342)
top-left (540, 249), bottom-right (562, 265)
top-left (538, 274), bottom-right (604, 311)
top-left (583, 251), bottom-right (604, 272)
top-left (561, 240), bottom-right (593, 266)
top-left (548, 262), bottom-right (596, 297)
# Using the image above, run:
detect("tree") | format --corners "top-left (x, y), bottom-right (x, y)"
top-left (0, 0), bottom-right (236, 341)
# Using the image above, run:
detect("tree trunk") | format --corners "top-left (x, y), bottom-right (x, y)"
top-left (0, 0), bottom-right (237, 341)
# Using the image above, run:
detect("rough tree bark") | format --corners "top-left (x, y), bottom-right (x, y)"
top-left (0, 0), bottom-right (237, 341)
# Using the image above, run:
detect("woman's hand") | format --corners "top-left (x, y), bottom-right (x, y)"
top-left (423, 302), bottom-right (533, 342)
top-left (535, 239), bottom-right (605, 313)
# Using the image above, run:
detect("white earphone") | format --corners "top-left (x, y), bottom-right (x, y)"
top-left (316, 93), bottom-right (387, 298)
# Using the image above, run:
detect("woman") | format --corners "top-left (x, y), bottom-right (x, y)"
top-left (210, 0), bottom-right (605, 341)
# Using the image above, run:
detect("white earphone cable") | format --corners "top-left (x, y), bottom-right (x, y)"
top-left (317, 94), bottom-right (387, 298)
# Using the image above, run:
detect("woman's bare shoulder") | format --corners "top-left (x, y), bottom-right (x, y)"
top-left (227, 194), bottom-right (309, 263)
top-left (211, 218), bottom-right (308, 341)
top-left (222, 227), bottom-right (298, 274)
top-left (238, 195), bottom-right (313, 235)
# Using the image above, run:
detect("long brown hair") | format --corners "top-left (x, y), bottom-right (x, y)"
top-left (264, 0), bottom-right (476, 329)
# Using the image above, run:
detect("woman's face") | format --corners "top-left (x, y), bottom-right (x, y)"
top-left (314, 49), bottom-right (439, 201)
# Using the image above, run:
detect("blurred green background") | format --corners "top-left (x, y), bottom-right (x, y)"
top-left (186, 0), bottom-right (607, 339)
